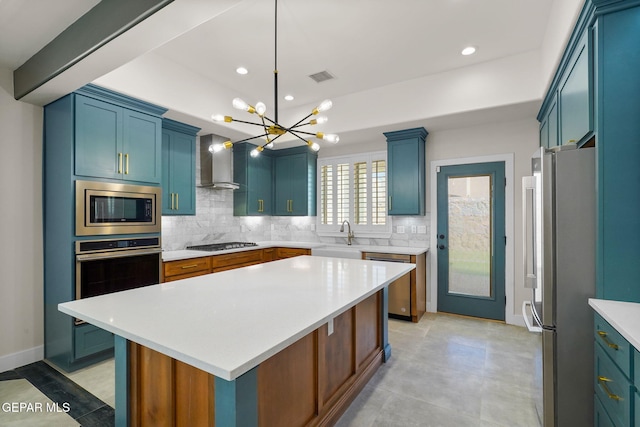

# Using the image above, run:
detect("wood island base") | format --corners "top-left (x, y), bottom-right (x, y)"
top-left (116, 290), bottom-right (388, 427)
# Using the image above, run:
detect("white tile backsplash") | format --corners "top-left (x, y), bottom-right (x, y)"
top-left (161, 187), bottom-right (430, 251)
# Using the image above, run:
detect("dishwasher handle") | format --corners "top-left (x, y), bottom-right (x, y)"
top-left (364, 253), bottom-right (411, 263)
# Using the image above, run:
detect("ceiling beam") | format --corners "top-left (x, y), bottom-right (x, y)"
top-left (13, 0), bottom-right (173, 100)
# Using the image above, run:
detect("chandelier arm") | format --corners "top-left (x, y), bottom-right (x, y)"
top-left (230, 118), bottom-right (266, 127)
top-left (289, 130), bottom-right (317, 137)
top-left (289, 121), bottom-right (316, 129)
top-left (287, 113), bottom-right (314, 129)
top-left (234, 132), bottom-right (273, 144)
top-left (288, 130), bottom-right (313, 144)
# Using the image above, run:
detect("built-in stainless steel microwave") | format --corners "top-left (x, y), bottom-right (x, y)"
top-left (75, 180), bottom-right (161, 236)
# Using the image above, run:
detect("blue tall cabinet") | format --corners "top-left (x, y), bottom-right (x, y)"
top-left (539, 1), bottom-right (640, 425)
top-left (43, 84), bottom-right (166, 371)
top-left (161, 118), bottom-right (200, 215)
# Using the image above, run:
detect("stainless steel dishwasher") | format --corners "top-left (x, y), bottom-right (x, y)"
top-left (364, 252), bottom-right (412, 321)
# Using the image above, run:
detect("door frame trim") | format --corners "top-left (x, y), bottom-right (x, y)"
top-left (429, 153), bottom-right (518, 325)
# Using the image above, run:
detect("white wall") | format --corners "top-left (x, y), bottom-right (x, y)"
top-left (0, 67), bottom-right (44, 371)
top-left (426, 118), bottom-right (539, 324)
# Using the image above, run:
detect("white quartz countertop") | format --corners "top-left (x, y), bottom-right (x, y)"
top-left (162, 241), bottom-right (428, 262)
top-left (59, 256), bottom-right (415, 381)
top-left (589, 298), bottom-right (640, 351)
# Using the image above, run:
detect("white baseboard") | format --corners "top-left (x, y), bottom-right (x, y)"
top-left (0, 346), bottom-right (44, 373)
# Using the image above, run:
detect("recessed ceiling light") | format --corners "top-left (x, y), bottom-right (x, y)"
top-left (284, 95), bottom-right (294, 101)
top-left (236, 67), bottom-right (248, 75)
top-left (461, 46), bottom-right (477, 56)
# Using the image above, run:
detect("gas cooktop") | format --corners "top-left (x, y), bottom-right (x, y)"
top-left (186, 242), bottom-right (258, 252)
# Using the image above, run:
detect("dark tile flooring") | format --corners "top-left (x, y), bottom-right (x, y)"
top-left (0, 361), bottom-right (113, 426)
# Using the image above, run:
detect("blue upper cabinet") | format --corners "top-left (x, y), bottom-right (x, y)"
top-left (233, 143), bottom-right (273, 216)
top-left (559, 31), bottom-right (592, 146)
top-left (384, 127), bottom-right (427, 216)
top-left (273, 147), bottom-right (317, 216)
top-left (538, 6), bottom-right (594, 149)
top-left (73, 85), bottom-right (166, 184)
top-left (162, 119), bottom-right (200, 216)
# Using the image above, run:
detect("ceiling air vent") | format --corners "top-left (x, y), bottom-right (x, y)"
top-left (308, 70), bottom-right (335, 83)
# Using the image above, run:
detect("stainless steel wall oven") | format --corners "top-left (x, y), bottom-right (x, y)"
top-left (75, 237), bottom-right (161, 324)
top-left (75, 180), bottom-right (161, 236)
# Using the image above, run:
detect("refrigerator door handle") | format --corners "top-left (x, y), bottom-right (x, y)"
top-left (522, 175), bottom-right (537, 288)
top-left (522, 301), bottom-right (542, 333)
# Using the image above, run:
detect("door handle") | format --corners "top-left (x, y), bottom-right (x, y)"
top-left (124, 153), bottom-right (129, 175)
top-left (118, 153), bottom-right (123, 174)
top-left (171, 193), bottom-right (174, 210)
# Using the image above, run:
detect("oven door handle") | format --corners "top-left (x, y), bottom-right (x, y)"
top-left (76, 248), bottom-right (162, 261)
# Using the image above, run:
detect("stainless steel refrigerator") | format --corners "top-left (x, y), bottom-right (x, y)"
top-left (521, 146), bottom-right (595, 427)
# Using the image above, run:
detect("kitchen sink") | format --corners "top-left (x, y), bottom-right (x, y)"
top-left (311, 245), bottom-right (362, 259)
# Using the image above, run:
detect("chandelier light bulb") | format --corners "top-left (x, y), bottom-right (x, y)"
top-left (307, 141), bottom-right (320, 152)
top-left (317, 132), bottom-right (339, 143)
top-left (313, 99), bottom-right (333, 115)
top-left (209, 143), bottom-right (224, 153)
top-left (266, 141), bottom-right (274, 149)
top-left (255, 102), bottom-right (267, 117)
top-left (211, 114), bottom-right (225, 122)
top-left (315, 116), bottom-right (328, 125)
top-left (232, 98), bottom-right (255, 113)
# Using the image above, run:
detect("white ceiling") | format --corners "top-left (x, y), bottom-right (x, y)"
top-left (2, 0), bottom-right (579, 146)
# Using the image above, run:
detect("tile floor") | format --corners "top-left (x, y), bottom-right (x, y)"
top-left (0, 313), bottom-right (541, 426)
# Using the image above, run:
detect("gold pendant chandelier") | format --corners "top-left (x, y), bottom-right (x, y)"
top-left (209, 0), bottom-right (339, 157)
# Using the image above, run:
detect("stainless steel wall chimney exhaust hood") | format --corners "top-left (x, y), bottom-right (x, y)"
top-left (198, 134), bottom-right (239, 189)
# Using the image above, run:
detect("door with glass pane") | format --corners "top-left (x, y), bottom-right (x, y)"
top-left (436, 162), bottom-right (505, 321)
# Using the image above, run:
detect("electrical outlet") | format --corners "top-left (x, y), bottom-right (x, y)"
top-left (411, 226), bottom-right (417, 233)
top-left (417, 226), bottom-right (427, 234)
top-left (397, 226), bottom-right (405, 234)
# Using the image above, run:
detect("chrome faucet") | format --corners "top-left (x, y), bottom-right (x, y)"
top-left (340, 220), bottom-right (355, 245)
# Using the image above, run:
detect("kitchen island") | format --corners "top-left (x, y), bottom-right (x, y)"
top-left (59, 256), bottom-right (414, 426)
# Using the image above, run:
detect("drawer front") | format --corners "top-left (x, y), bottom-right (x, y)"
top-left (75, 323), bottom-right (114, 359)
top-left (594, 395), bottom-right (616, 427)
top-left (263, 248), bottom-right (276, 262)
top-left (276, 247), bottom-right (310, 259)
top-left (594, 313), bottom-right (632, 378)
top-left (212, 249), bottom-right (263, 268)
top-left (595, 343), bottom-right (632, 427)
top-left (164, 257), bottom-right (211, 279)
top-left (214, 261), bottom-right (262, 272)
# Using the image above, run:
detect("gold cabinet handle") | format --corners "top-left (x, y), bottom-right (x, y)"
top-left (258, 199), bottom-right (264, 212)
top-left (180, 264), bottom-right (199, 269)
top-left (175, 193), bottom-right (179, 210)
top-left (118, 153), bottom-right (123, 173)
top-left (171, 193), bottom-right (174, 210)
top-left (597, 331), bottom-right (619, 350)
top-left (389, 196), bottom-right (392, 211)
top-left (597, 376), bottom-right (621, 401)
top-left (125, 153), bottom-right (129, 174)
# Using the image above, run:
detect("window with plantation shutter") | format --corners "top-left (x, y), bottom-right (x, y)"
top-left (317, 151), bottom-right (391, 236)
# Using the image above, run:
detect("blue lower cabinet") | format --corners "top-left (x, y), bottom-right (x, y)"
top-left (74, 323), bottom-right (114, 359)
top-left (593, 314), bottom-right (636, 427)
top-left (595, 394), bottom-right (616, 427)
